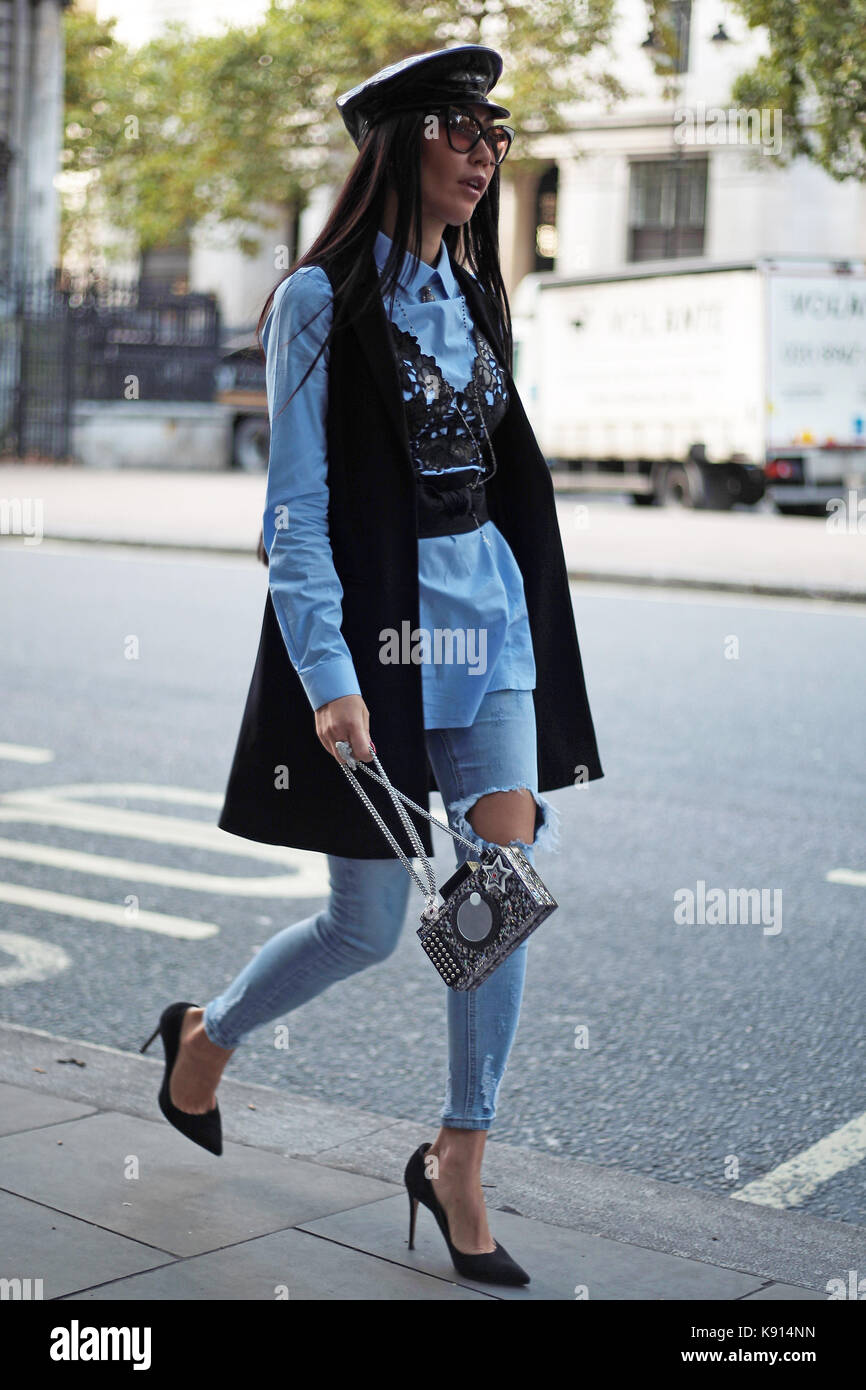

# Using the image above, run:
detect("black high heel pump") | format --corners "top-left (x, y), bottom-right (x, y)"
top-left (140, 1001), bottom-right (222, 1156)
top-left (404, 1142), bottom-right (529, 1286)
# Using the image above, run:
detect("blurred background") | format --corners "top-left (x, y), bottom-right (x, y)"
top-left (2, 0), bottom-right (865, 517)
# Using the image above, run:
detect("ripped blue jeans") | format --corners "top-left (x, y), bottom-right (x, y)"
top-left (203, 687), bottom-right (560, 1130)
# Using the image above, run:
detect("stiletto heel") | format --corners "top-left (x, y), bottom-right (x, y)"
top-left (408, 1192), bottom-right (419, 1250)
top-left (403, 1142), bottom-right (529, 1286)
top-left (139, 1001), bottom-right (222, 1157)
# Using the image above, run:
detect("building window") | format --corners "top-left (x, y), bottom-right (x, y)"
top-left (534, 165), bottom-right (558, 270)
top-left (645, 1), bottom-right (692, 74)
top-left (627, 157), bottom-right (707, 261)
top-left (669, 0), bottom-right (691, 74)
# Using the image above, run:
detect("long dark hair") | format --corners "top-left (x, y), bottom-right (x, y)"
top-left (258, 104), bottom-right (513, 420)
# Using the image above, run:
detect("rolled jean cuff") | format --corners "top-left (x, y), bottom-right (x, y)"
top-left (447, 783), bottom-right (561, 856)
top-left (202, 1002), bottom-right (241, 1049)
top-left (438, 1116), bottom-right (493, 1131)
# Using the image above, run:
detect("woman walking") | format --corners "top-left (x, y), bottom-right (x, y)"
top-left (141, 43), bottom-right (603, 1287)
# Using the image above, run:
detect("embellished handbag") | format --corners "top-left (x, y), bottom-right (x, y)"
top-left (335, 739), bottom-right (558, 991)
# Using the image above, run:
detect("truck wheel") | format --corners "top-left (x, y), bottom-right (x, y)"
top-left (698, 467), bottom-right (737, 511)
top-left (233, 415), bottom-right (270, 471)
top-left (660, 462), bottom-right (702, 507)
top-left (729, 469), bottom-right (766, 507)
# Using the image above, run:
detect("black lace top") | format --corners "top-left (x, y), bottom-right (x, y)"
top-left (387, 318), bottom-right (510, 482)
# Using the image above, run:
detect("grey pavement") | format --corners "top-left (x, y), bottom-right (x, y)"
top-left (2, 462), bottom-right (865, 601)
top-left (0, 1020), bottom-right (858, 1301)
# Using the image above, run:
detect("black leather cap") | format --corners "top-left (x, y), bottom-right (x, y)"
top-left (336, 44), bottom-right (511, 150)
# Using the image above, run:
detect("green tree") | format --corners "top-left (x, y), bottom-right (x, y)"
top-left (62, 0), bottom-right (625, 262)
top-left (642, 1), bottom-right (866, 181)
top-left (726, 0), bottom-right (866, 180)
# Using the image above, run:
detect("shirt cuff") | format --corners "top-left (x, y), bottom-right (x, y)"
top-left (299, 656), bottom-right (362, 713)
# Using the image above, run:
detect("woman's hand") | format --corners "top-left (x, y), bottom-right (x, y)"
top-left (315, 694), bottom-right (374, 764)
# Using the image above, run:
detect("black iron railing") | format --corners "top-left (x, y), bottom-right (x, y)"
top-left (0, 271), bottom-right (222, 460)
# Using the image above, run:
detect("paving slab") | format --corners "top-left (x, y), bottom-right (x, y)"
top-left (2, 463), bottom-right (864, 600)
top-left (0, 1109), bottom-right (400, 1258)
top-left (63, 1226), bottom-right (490, 1301)
top-left (557, 499), bottom-right (866, 601)
top-left (741, 1283), bottom-right (825, 1301)
top-left (292, 1120), bottom-right (866, 1294)
top-left (1, 1024), bottom-right (864, 1300)
top-left (0, 1189), bottom-right (176, 1300)
top-left (0, 1081), bottom-right (97, 1137)
top-left (0, 1021), bottom-right (404, 1155)
top-left (299, 1192), bottom-right (773, 1301)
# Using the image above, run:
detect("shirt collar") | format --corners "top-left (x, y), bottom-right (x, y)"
top-left (373, 227), bottom-right (458, 301)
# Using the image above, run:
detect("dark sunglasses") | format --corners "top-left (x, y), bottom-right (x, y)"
top-left (439, 105), bottom-right (514, 166)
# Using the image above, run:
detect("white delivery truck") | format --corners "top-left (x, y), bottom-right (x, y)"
top-left (512, 256), bottom-right (866, 512)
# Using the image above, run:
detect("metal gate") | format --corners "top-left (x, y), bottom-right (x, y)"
top-left (0, 275), bottom-right (75, 459)
top-left (0, 273), bottom-right (221, 461)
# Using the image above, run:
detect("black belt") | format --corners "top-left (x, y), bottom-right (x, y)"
top-left (416, 477), bottom-right (490, 538)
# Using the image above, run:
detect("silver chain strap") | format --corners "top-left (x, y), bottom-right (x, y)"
top-left (335, 739), bottom-right (482, 910)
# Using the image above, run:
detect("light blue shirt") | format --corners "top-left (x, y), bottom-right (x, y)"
top-left (262, 227), bottom-right (536, 728)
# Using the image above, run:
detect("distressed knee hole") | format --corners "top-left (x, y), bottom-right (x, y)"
top-left (447, 783), bottom-right (561, 856)
top-left (470, 787), bottom-right (536, 839)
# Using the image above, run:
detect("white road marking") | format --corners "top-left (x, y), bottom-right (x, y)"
top-left (0, 881), bottom-right (217, 939)
top-left (0, 743), bottom-right (54, 763)
top-left (0, 783), bottom-right (331, 896)
top-left (730, 855), bottom-right (865, 1205)
top-left (731, 1111), bottom-right (866, 1208)
top-left (0, 836), bottom-right (325, 897)
top-left (0, 931), bottom-right (70, 985)
top-left (827, 868), bottom-right (866, 888)
top-left (0, 781), bottom-right (335, 949)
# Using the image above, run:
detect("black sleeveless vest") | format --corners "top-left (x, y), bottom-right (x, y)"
top-left (217, 250), bottom-right (604, 860)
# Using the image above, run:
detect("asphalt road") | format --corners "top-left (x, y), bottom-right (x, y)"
top-left (1, 540), bottom-right (865, 1224)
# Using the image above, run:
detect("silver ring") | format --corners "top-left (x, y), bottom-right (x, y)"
top-left (335, 739), bottom-right (357, 767)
